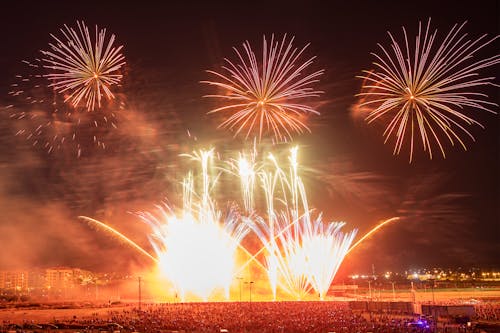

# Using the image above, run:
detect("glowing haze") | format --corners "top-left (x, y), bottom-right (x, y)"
top-left (1, 3), bottom-right (497, 302)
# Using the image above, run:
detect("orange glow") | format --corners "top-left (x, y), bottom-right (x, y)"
top-left (153, 212), bottom-right (242, 301)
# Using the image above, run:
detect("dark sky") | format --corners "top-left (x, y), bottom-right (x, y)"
top-left (0, 1), bottom-right (498, 275)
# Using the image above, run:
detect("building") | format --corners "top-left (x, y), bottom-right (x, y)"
top-left (0, 270), bottom-right (29, 291)
top-left (45, 267), bottom-right (75, 292)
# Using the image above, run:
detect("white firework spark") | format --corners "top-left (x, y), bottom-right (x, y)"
top-left (203, 34), bottom-right (324, 142)
top-left (242, 148), bottom-right (357, 300)
top-left (358, 19), bottom-right (499, 162)
top-left (42, 21), bottom-right (125, 111)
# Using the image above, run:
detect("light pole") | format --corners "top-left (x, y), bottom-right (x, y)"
top-left (430, 279), bottom-right (435, 304)
top-left (95, 279), bottom-right (99, 301)
top-left (138, 276), bottom-right (142, 311)
top-left (245, 281), bottom-right (254, 302)
top-left (236, 277), bottom-right (243, 302)
top-left (411, 281), bottom-right (416, 303)
top-left (391, 282), bottom-right (396, 301)
top-left (368, 280), bottom-right (372, 301)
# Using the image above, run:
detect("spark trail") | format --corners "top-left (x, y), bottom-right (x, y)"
top-left (78, 216), bottom-right (157, 263)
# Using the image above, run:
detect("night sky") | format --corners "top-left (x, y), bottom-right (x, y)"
top-left (0, 1), bottom-right (498, 275)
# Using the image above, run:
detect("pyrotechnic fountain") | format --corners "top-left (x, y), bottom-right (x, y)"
top-left (135, 149), bottom-right (249, 301)
top-left (80, 146), bottom-right (400, 301)
top-left (231, 147), bottom-right (358, 300)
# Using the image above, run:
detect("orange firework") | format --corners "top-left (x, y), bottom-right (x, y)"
top-left (345, 217), bottom-right (400, 256)
top-left (202, 34), bottom-right (324, 142)
top-left (78, 216), bottom-right (157, 263)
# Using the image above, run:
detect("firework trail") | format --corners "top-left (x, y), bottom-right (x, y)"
top-left (202, 34), bottom-right (324, 142)
top-left (79, 146), bottom-right (401, 301)
top-left (345, 217), bottom-right (400, 256)
top-left (357, 19), bottom-right (499, 162)
top-left (42, 21), bottom-right (125, 111)
top-left (78, 216), bottom-right (157, 263)
top-left (222, 150), bottom-right (261, 214)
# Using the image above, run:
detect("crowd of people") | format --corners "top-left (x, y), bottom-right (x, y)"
top-left (108, 302), bottom-right (430, 332)
top-left (2, 302), bottom-right (437, 333)
top-left (1, 301), bottom-right (499, 333)
top-left (473, 303), bottom-right (499, 322)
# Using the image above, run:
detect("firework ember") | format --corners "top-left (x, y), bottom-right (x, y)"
top-left (6, 59), bottom-right (122, 156)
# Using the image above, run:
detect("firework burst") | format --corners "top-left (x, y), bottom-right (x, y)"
top-left (41, 21), bottom-right (125, 111)
top-left (358, 19), bottom-right (499, 162)
top-left (202, 34), bottom-right (324, 142)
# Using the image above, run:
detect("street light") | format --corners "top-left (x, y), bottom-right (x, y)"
top-left (411, 281), bottom-right (416, 303)
top-left (245, 281), bottom-right (254, 302)
top-left (430, 279), bottom-right (435, 304)
top-left (138, 276), bottom-right (142, 311)
top-left (391, 281), bottom-right (396, 301)
top-left (236, 277), bottom-right (243, 302)
top-left (368, 280), bottom-right (372, 301)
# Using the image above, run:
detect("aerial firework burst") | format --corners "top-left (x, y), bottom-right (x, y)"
top-left (41, 21), bottom-right (125, 111)
top-left (203, 34), bottom-right (324, 142)
top-left (357, 19), bottom-right (499, 162)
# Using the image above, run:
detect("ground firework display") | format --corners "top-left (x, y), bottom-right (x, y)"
top-left (80, 147), bottom-right (404, 301)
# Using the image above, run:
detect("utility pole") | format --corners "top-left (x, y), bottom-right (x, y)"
top-left (95, 279), bottom-right (99, 300)
top-left (138, 276), bottom-right (142, 311)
